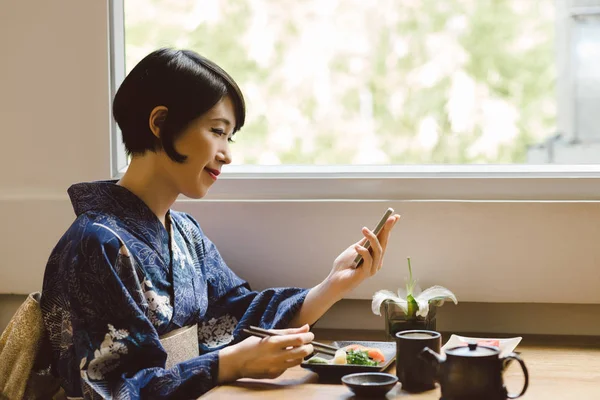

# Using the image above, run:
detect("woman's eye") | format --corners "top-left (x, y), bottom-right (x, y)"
top-left (211, 128), bottom-right (234, 143)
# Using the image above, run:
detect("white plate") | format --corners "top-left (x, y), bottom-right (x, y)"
top-left (442, 334), bottom-right (522, 357)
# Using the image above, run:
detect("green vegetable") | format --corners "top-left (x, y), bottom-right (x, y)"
top-left (306, 356), bottom-right (329, 364)
top-left (346, 350), bottom-right (378, 366)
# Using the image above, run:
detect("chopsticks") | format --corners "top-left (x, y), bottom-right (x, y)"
top-left (243, 325), bottom-right (339, 356)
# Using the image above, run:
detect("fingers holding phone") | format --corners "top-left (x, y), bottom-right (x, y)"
top-left (326, 208), bottom-right (400, 297)
top-left (353, 208), bottom-right (400, 269)
top-left (354, 227), bottom-right (381, 275)
top-left (377, 213), bottom-right (400, 252)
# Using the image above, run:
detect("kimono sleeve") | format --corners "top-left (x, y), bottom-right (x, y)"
top-left (200, 234), bottom-right (309, 343)
top-left (43, 228), bottom-right (220, 399)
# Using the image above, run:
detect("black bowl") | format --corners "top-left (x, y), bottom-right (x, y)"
top-left (341, 372), bottom-right (399, 397)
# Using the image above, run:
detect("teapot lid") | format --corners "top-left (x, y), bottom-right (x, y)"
top-left (445, 343), bottom-right (499, 357)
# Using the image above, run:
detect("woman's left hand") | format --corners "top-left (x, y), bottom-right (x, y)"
top-left (325, 214), bottom-right (400, 297)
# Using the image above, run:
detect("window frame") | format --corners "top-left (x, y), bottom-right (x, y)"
top-left (109, 0), bottom-right (600, 202)
top-left (109, 0), bottom-right (128, 177)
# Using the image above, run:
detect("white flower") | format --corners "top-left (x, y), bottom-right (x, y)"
top-left (372, 257), bottom-right (458, 318)
top-left (372, 285), bottom-right (458, 318)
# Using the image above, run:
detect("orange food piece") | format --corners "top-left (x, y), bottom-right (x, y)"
top-left (344, 344), bottom-right (368, 351)
top-left (343, 344), bottom-right (386, 363)
top-left (366, 348), bottom-right (386, 363)
top-left (458, 339), bottom-right (500, 348)
top-left (477, 339), bottom-right (500, 348)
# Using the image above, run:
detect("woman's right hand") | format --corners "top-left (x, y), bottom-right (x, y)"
top-left (218, 325), bottom-right (315, 382)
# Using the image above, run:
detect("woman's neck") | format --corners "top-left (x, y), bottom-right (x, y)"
top-left (117, 155), bottom-right (179, 227)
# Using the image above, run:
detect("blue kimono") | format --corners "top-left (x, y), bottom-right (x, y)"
top-left (40, 181), bottom-right (308, 399)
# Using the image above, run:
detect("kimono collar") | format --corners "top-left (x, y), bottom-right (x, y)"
top-left (67, 180), bottom-right (170, 257)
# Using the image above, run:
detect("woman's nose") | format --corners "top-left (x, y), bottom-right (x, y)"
top-left (217, 145), bottom-right (232, 165)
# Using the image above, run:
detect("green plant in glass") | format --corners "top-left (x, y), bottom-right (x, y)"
top-left (372, 258), bottom-right (458, 339)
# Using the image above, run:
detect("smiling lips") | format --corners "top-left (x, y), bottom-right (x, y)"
top-left (205, 168), bottom-right (220, 180)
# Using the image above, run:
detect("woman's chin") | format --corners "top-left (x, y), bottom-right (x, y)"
top-left (181, 185), bottom-right (210, 200)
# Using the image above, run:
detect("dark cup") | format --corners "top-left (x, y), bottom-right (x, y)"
top-left (395, 330), bottom-right (441, 393)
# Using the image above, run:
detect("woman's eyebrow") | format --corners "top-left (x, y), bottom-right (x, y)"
top-left (210, 117), bottom-right (231, 126)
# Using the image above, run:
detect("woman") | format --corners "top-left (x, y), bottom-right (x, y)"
top-left (40, 48), bottom-right (400, 399)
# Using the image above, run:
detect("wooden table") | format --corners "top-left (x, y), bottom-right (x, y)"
top-left (202, 330), bottom-right (600, 399)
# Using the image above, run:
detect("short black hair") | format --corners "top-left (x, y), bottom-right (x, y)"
top-left (113, 48), bottom-right (246, 163)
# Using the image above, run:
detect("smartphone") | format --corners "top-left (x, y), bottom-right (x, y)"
top-left (353, 207), bottom-right (395, 268)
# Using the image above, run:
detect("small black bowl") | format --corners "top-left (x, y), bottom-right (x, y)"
top-left (341, 372), bottom-right (399, 397)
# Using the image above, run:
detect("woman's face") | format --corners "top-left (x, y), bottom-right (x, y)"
top-left (160, 96), bottom-right (235, 199)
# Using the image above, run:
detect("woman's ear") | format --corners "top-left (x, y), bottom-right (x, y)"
top-left (149, 106), bottom-right (168, 139)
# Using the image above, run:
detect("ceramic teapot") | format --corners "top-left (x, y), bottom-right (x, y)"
top-left (420, 343), bottom-right (529, 400)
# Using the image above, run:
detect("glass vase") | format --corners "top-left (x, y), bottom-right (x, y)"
top-left (383, 300), bottom-right (437, 340)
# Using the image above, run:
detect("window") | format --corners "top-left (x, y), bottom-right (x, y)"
top-left (573, 8), bottom-right (600, 149)
top-left (111, 0), bottom-right (600, 200)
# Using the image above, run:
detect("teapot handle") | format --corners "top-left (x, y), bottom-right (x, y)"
top-left (502, 352), bottom-right (529, 399)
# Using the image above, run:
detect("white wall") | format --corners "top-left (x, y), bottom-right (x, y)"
top-left (1, 1), bottom-right (599, 321)
top-left (1, 0), bottom-right (111, 193)
top-left (1, 0), bottom-right (111, 289)
top-left (179, 200), bottom-right (600, 304)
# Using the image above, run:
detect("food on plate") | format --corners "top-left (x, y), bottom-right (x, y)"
top-left (346, 349), bottom-right (378, 366)
top-left (306, 356), bottom-right (329, 365)
top-left (458, 339), bottom-right (500, 348)
top-left (365, 348), bottom-right (385, 363)
top-left (344, 344), bottom-right (367, 352)
top-left (333, 349), bottom-right (348, 365)
top-left (306, 344), bottom-right (385, 366)
top-left (442, 334), bottom-right (522, 357)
